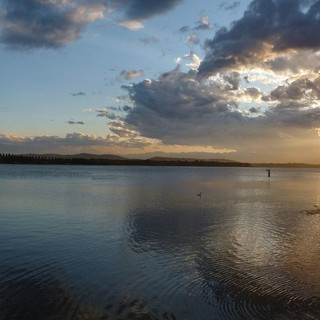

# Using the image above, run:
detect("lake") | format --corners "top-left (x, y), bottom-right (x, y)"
top-left (1, 164), bottom-right (320, 320)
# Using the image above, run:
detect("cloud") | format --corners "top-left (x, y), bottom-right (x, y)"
top-left (117, 65), bottom-right (320, 162)
top-left (0, 132), bottom-right (151, 153)
top-left (118, 69), bottom-right (145, 81)
top-left (194, 15), bottom-right (214, 30)
top-left (122, 67), bottom-right (248, 148)
top-left (263, 75), bottom-right (320, 128)
top-left (0, 0), bottom-right (105, 49)
top-left (115, 0), bottom-right (183, 21)
top-left (249, 107), bottom-right (260, 113)
top-left (220, 1), bottom-right (241, 10)
top-left (244, 87), bottom-right (264, 100)
top-left (117, 19), bottom-right (143, 30)
top-left (71, 91), bottom-right (86, 96)
top-left (0, 132), bottom-right (105, 151)
top-left (108, 120), bottom-right (139, 138)
top-left (67, 120), bottom-right (84, 125)
top-left (199, 0), bottom-right (320, 76)
top-left (186, 33), bottom-right (200, 46)
top-left (175, 52), bottom-right (202, 70)
top-left (180, 14), bottom-right (214, 33)
top-left (178, 26), bottom-right (190, 33)
top-left (264, 75), bottom-right (320, 103)
top-left (0, 0), bottom-right (183, 49)
top-left (114, 0), bottom-right (183, 30)
top-left (96, 108), bottom-right (118, 120)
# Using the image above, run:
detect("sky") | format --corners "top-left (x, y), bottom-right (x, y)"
top-left (1, 0), bottom-right (320, 163)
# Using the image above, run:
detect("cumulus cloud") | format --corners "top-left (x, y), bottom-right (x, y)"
top-left (108, 0), bottom-right (320, 162)
top-left (116, 64), bottom-right (320, 162)
top-left (264, 75), bottom-right (320, 103)
top-left (123, 67), bottom-right (247, 147)
top-left (0, 0), bottom-right (183, 49)
top-left (199, 0), bottom-right (320, 76)
top-left (262, 75), bottom-right (320, 129)
top-left (0, 0), bottom-right (105, 49)
top-left (175, 52), bottom-right (201, 70)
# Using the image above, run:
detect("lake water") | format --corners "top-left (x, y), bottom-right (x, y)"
top-left (1, 165), bottom-right (320, 320)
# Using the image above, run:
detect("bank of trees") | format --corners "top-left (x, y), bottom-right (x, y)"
top-left (0, 153), bottom-right (251, 167)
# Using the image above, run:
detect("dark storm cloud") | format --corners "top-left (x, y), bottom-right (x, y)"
top-left (116, 0), bottom-right (183, 21)
top-left (199, 0), bottom-right (320, 75)
top-left (0, 0), bottom-right (184, 49)
top-left (0, 0), bottom-right (103, 49)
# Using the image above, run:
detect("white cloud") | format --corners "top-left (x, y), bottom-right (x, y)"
top-left (175, 52), bottom-right (202, 70)
top-left (118, 20), bottom-right (144, 30)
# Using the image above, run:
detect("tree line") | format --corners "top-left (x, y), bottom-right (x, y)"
top-left (0, 153), bottom-right (251, 167)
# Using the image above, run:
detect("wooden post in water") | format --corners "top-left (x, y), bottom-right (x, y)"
top-left (266, 169), bottom-right (271, 178)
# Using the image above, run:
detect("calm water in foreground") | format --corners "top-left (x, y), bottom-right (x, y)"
top-left (1, 165), bottom-right (320, 320)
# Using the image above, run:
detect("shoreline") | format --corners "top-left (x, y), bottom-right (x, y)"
top-left (1, 154), bottom-right (320, 168)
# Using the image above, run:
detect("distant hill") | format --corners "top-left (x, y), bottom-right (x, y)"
top-left (23, 153), bottom-right (127, 160)
top-left (148, 156), bottom-right (239, 163)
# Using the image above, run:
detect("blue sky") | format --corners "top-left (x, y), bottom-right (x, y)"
top-left (1, 0), bottom-right (320, 162)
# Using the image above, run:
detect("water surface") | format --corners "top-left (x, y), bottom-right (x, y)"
top-left (1, 165), bottom-right (320, 319)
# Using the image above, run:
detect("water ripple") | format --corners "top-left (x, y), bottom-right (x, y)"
top-left (3, 166), bottom-right (320, 319)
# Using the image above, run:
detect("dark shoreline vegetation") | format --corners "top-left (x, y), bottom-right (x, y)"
top-left (1, 153), bottom-right (320, 168)
top-left (0, 153), bottom-right (250, 167)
